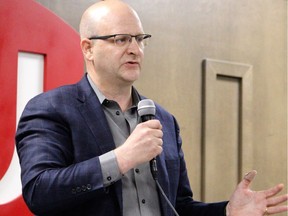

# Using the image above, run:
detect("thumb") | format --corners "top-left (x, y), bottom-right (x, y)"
top-left (239, 170), bottom-right (257, 189)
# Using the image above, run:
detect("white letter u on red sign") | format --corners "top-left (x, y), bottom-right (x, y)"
top-left (0, 0), bottom-right (83, 215)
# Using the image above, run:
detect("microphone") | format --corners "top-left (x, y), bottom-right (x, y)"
top-left (137, 99), bottom-right (158, 180)
top-left (137, 99), bottom-right (180, 216)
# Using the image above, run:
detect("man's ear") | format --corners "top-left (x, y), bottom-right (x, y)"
top-left (80, 39), bottom-right (94, 60)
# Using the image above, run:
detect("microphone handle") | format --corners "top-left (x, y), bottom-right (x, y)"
top-left (150, 158), bottom-right (158, 180)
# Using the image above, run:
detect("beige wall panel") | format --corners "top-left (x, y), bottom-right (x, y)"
top-left (204, 75), bottom-right (240, 201)
top-left (203, 59), bottom-right (253, 201)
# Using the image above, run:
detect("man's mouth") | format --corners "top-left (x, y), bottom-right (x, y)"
top-left (126, 61), bottom-right (139, 65)
top-left (124, 61), bottom-right (140, 67)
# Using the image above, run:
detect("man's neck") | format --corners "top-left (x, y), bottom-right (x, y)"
top-left (101, 87), bottom-right (133, 112)
top-left (88, 72), bottom-right (133, 112)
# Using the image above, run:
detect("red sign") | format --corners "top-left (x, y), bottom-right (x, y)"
top-left (0, 0), bottom-right (83, 214)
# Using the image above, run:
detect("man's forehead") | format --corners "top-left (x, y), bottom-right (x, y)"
top-left (93, 10), bottom-right (143, 34)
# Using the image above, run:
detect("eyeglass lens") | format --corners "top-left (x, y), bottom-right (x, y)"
top-left (114, 34), bottom-right (150, 48)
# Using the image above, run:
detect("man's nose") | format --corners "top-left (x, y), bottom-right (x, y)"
top-left (126, 38), bottom-right (142, 53)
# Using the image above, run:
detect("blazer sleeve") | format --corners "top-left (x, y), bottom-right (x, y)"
top-left (15, 91), bottom-right (112, 215)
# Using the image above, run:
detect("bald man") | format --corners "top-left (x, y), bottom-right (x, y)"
top-left (16, 1), bottom-right (288, 216)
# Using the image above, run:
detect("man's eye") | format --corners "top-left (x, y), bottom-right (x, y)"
top-left (136, 37), bottom-right (144, 43)
top-left (115, 36), bottom-right (128, 44)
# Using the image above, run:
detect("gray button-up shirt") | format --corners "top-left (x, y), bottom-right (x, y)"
top-left (87, 74), bottom-right (161, 216)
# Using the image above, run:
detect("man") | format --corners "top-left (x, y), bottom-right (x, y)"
top-left (16, 1), bottom-right (288, 215)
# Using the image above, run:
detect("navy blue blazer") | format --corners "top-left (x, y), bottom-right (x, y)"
top-left (16, 75), bottom-right (227, 216)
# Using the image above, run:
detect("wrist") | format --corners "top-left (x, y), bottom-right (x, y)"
top-left (114, 148), bottom-right (133, 174)
top-left (225, 203), bottom-right (230, 216)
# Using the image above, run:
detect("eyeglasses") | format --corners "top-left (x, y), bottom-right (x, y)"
top-left (88, 34), bottom-right (152, 49)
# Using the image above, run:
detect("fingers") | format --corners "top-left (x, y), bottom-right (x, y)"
top-left (264, 184), bottom-right (288, 215)
top-left (239, 170), bottom-right (257, 189)
top-left (229, 170), bottom-right (288, 215)
top-left (115, 119), bottom-right (163, 173)
top-left (267, 193), bottom-right (288, 207)
top-left (265, 184), bottom-right (285, 199)
top-left (142, 119), bottom-right (162, 129)
top-left (244, 170), bottom-right (257, 182)
top-left (266, 205), bottom-right (288, 215)
top-left (139, 119), bottom-right (163, 140)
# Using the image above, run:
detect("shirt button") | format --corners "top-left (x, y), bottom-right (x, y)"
top-left (107, 176), bottom-right (112, 181)
top-left (135, 168), bottom-right (140, 173)
top-left (115, 110), bottom-right (120, 115)
top-left (142, 199), bottom-right (146, 204)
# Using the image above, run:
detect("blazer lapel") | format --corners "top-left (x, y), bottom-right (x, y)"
top-left (75, 76), bottom-right (123, 211)
top-left (76, 76), bottom-right (116, 154)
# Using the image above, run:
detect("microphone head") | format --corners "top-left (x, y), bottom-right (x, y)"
top-left (137, 99), bottom-right (156, 117)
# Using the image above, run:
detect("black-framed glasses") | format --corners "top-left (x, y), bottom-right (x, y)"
top-left (88, 34), bottom-right (152, 49)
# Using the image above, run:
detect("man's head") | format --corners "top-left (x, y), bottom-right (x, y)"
top-left (79, 0), bottom-right (150, 90)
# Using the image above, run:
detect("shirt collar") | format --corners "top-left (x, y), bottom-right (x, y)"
top-left (87, 73), bottom-right (140, 107)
